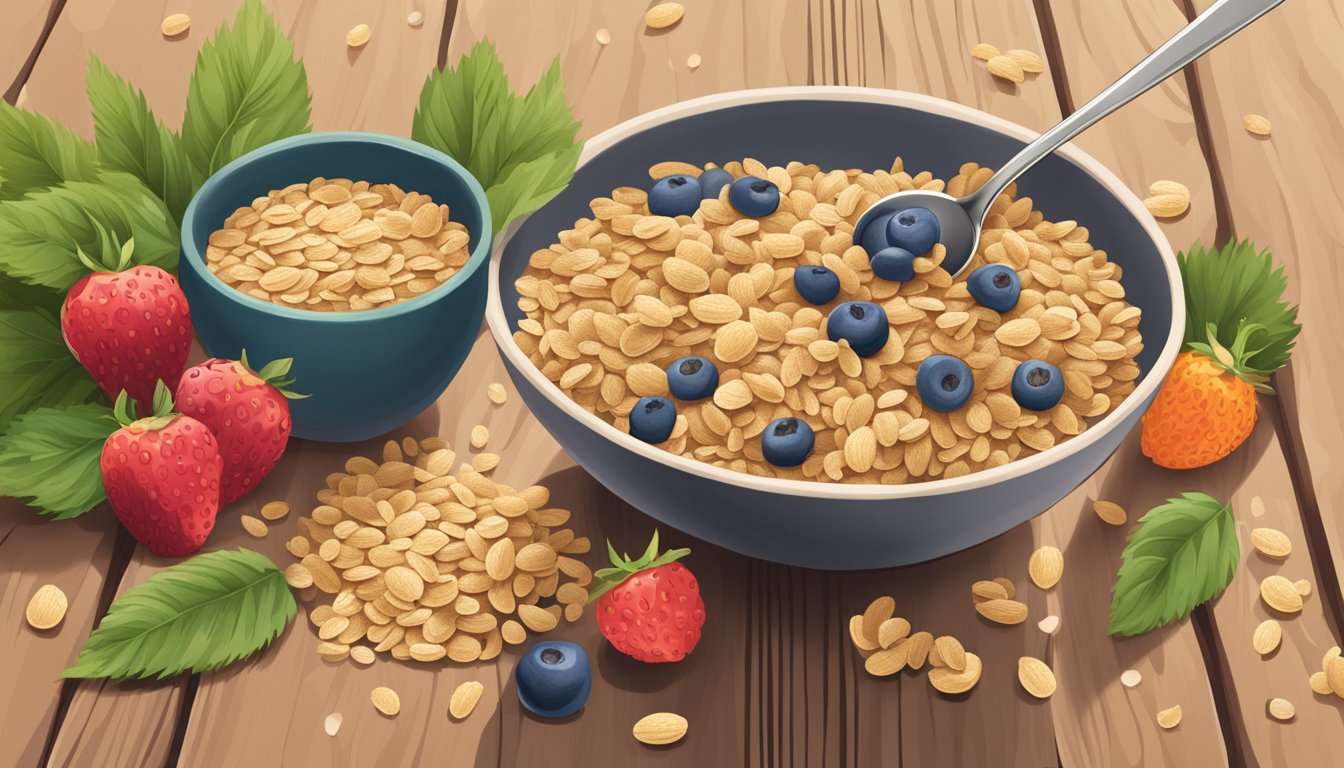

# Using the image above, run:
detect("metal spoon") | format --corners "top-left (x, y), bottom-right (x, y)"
top-left (853, 0), bottom-right (1283, 278)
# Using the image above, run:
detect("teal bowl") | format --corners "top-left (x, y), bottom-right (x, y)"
top-left (180, 132), bottom-right (492, 442)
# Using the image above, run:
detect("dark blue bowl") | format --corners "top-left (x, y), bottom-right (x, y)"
top-left (487, 88), bottom-right (1185, 569)
top-left (180, 133), bottom-right (491, 442)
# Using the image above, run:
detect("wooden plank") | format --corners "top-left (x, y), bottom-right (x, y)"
top-left (0, 501), bottom-right (121, 768)
top-left (0, 0), bottom-right (60, 102)
top-left (22, 0), bottom-right (448, 138)
top-left (1185, 0), bottom-right (1344, 635)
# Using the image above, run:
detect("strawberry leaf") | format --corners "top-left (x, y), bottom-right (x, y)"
top-left (588, 530), bottom-right (691, 601)
top-left (0, 101), bottom-right (98, 199)
top-left (1108, 492), bottom-right (1238, 637)
top-left (0, 307), bottom-right (100, 430)
top-left (1178, 240), bottom-right (1299, 374)
top-left (62, 549), bottom-right (297, 680)
top-left (0, 402), bottom-right (117, 519)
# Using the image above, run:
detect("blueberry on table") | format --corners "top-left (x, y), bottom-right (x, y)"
top-left (870, 247), bottom-right (917, 282)
top-left (967, 264), bottom-right (1021, 312)
top-left (826, 301), bottom-right (890, 357)
top-left (666, 356), bottom-right (719, 401)
top-left (859, 211), bottom-right (895, 257)
top-left (916, 354), bottom-right (974, 412)
top-left (648, 174), bottom-right (703, 217)
top-left (698, 168), bottom-right (733, 200)
top-left (794, 266), bottom-right (841, 305)
top-left (1012, 360), bottom-right (1065, 411)
top-left (515, 641), bottom-right (591, 719)
top-left (762, 417), bottom-right (815, 467)
top-left (630, 396), bottom-right (677, 443)
top-left (728, 175), bottom-right (780, 217)
top-left (885, 206), bottom-right (941, 255)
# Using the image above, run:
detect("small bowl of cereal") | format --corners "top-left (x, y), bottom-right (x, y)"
top-left (180, 132), bottom-right (491, 442)
top-left (487, 88), bottom-right (1185, 569)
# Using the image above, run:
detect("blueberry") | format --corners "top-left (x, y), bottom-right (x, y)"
top-left (916, 354), bottom-right (974, 413)
top-left (967, 264), bottom-right (1021, 312)
top-left (761, 417), bottom-right (815, 467)
top-left (885, 207), bottom-right (941, 255)
top-left (515, 641), bottom-right (591, 719)
top-left (1011, 359), bottom-right (1064, 411)
top-left (859, 211), bottom-right (895, 257)
top-left (826, 301), bottom-right (890, 357)
top-left (794, 265), bottom-right (841, 305)
top-left (666, 356), bottom-right (719, 401)
top-left (870, 247), bottom-right (916, 282)
top-left (698, 168), bottom-right (733, 200)
top-left (728, 175), bottom-right (780, 217)
top-left (648, 174), bottom-right (703, 217)
top-left (629, 396), bottom-right (676, 443)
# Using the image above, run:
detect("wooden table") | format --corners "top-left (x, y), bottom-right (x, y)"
top-left (3, 2), bottom-right (1341, 765)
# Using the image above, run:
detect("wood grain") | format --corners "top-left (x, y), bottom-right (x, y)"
top-left (0, 501), bottom-right (121, 768)
top-left (1185, 0), bottom-right (1344, 634)
top-left (0, 0), bottom-right (60, 103)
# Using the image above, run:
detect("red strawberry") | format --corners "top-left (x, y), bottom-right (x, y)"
top-left (175, 352), bottom-right (303, 504)
top-left (100, 382), bottom-right (223, 558)
top-left (61, 236), bottom-right (192, 410)
top-left (590, 531), bottom-right (705, 663)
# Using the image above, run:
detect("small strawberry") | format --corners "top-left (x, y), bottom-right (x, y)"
top-left (589, 531), bottom-right (705, 663)
top-left (176, 352), bottom-right (304, 504)
top-left (100, 382), bottom-right (223, 558)
top-left (61, 228), bottom-right (193, 411)
top-left (1141, 241), bottom-right (1299, 470)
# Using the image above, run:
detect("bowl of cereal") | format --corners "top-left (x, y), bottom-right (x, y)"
top-left (180, 132), bottom-right (491, 442)
top-left (486, 88), bottom-right (1184, 569)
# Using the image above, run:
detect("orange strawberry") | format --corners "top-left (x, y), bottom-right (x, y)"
top-left (1141, 241), bottom-right (1299, 470)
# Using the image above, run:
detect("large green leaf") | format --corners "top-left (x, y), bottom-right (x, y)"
top-left (485, 144), bottom-right (581, 235)
top-left (0, 402), bottom-right (115, 519)
top-left (0, 101), bottom-right (98, 200)
top-left (63, 549), bottom-right (297, 680)
top-left (87, 55), bottom-right (197, 225)
top-left (181, 0), bottom-right (311, 179)
top-left (0, 308), bottom-right (99, 429)
top-left (1108, 492), bottom-right (1239, 637)
top-left (1178, 240), bottom-right (1300, 375)
top-left (0, 171), bottom-right (178, 291)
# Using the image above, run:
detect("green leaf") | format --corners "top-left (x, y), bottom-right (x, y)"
top-left (181, 0), bottom-right (312, 179)
top-left (0, 308), bottom-right (100, 429)
top-left (412, 39), bottom-right (582, 234)
top-left (588, 531), bottom-right (692, 601)
top-left (1178, 240), bottom-right (1300, 374)
top-left (0, 402), bottom-right (116, 519)
top-left (0, 101), bottom-right (98, 199)
top-left (1108, 492), bottom-right (1239, 637)
top-left (0, 171), bottom-right (178, 290)
top-left (63, 549), bottom-right (297, 680)
top-left (87, 55), bottom-right (198, 224)
top-left (0, 273), bottom-right (63, 313)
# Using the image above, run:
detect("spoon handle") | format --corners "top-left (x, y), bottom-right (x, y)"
top-left (966, 0), bottom-right (1283, 222)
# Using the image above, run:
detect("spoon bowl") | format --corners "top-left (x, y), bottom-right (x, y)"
top-left (853, 190), bottom-right (984, 277)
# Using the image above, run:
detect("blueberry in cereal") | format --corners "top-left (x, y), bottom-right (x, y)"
top-left (649, 174), bottom-right (703, 217)
top-left (967, 264), bottom-right (1021, 312)
top-left (827, 301), bottom-right (890, 357)
top-left (917, 355), bottom-right (974, 413)
top-left (667, 356), bottom-right (719, 401)
top-left (630, 396), bottom-right (678, 443)
top-left (698, 168), bottom-right (734, 200)
top-left (870, 246), bottom-right (917, 282)
top-left (762, 417), bottom-right (815, 467)
top-left (886, 206), bottom-right (941, 255)
top-left (794, 265), bottom-right (841, 305)
top-left (1012, 360), bottom-right (1065, 411)
top-left (728, 175), bottom-right (780, 217)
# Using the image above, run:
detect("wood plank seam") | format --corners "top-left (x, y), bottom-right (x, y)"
top-left (2, 0), bottom-right (64, 103)
top-left (1030, 0), bottom-right (1076, 114)
top-left (1174, 0), bottom-right (1235, 247)
top-left (436, 0), bottom-right (460, 69)
top-left (1192, 606), bottom-right (1256, 768)
top-left (164, 674), bottom-right (201, 767)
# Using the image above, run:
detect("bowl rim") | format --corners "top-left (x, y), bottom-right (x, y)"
top-left (485, 86), bottom-right (1185, 501)
top-left (180, 131), bottom-right (493, 323)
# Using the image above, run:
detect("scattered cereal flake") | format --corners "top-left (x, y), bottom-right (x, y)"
top-left (1308, 671), bottom-right (1332, 695)
top-left (261, 500), bottom-right (290, 520)
top-left (929, 652), bottom-right (983, 694)
top-left (1252, 619), bottom-right (1282, 655)
top-left (1243, 113), bottom-right (1271, 136)
top-left (487, 383), bottom-right (508, 405)
top-left (1268, 697), bottom-right (1295, 721)
top-left (595, 28), bottom-right (611, 45)
top-left (470, 425), bottom-right (489, 448)
top-left (1156, 704), bottom-right (1182, 729)
top-left (350, 646), bottom-right (376, 665)
top-left (1094, 500), bottom-right (1127, 526)
top-left (1144, 180), bottom-right (1190, 219)
top-left (971, 43), bottom-right (999, 61)
top-left (1028, 545), bottom-right (1063, 589)
top-left (1294, 579), bottom-right (1312, 597)
top-left (450, 681), bottom-right (485, 720)
top-left (633, 712), bottom-right (688, 745)
top-left (687, 53), bottom-right (702, 69)
top-left (1120, 669), bottom-right (1142, 688)
top-left (1261, 575), bottom-right (1303, 613)
top-left (161, 13), bottom-right (191, 37)
top-left (987, 55), bottom-right (1025, 84)
top-left (347, 24), bottom-right (372, 48)
top-left (1250, 495), bottom-right (1265, 517)
top-left (1018, 656), bottom-right (1056, 699)
top-left (26, 584), bottom-right (67, 630)
top-left (1250, 527), bottom-right (1291, 558)
top-left (371, 686), bottom-right (400, 716)
top-left (1038, 614), bottom-right (1060, 635)
top-left (240, 515), bottom-right (268, 538)
top-left (644, 3), bottom-right (684, 30)
top-left (407, 11), bottom-right (424, 27)
top-left (324, 712), bottom-right (343, 736)
top-left (1005, 49), bottom-right (1045, 73)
